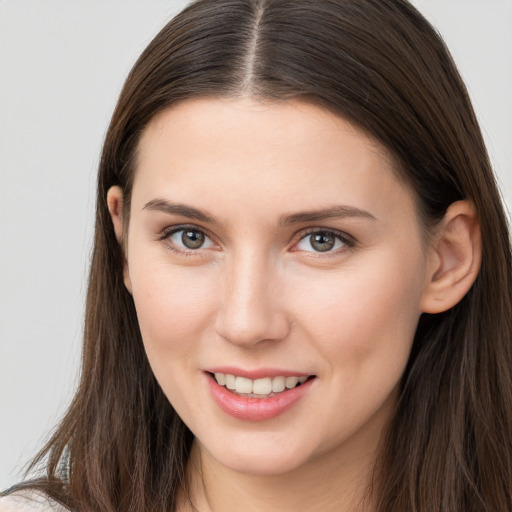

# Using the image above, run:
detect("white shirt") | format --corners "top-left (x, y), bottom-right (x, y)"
top-left (0, 491), bottom-right (68, 512)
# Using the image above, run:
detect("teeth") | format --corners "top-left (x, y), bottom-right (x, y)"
top-left (225, 374), bottom-right (236, 390)
top-left (214, 373), bottom-right (225, 386)
top-left (285, 376), bottom-right (299, 389)
top-left (235, 376), bottom-right (252, 394)
top-left (272, 376), bottom-right (286, 392)
top-left (213, 373), bottom-right (310, 396)
top-left (252, 377), bottom-right (272, 395)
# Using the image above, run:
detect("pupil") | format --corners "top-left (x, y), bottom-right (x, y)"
top-left (182, 230), bottom-right (205, 249)
top-left (311, 233), bottom-right (335, 252)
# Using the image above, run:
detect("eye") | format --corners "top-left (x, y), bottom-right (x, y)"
top-left (164, 227), bottom-right (216, 252)
top-left (294, 230), bottom-right (351, 253)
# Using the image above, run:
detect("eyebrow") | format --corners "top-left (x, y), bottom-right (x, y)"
top-left (279, 206), bottom-right (376, 226)
top-left (143, 198), bottom-right (218, 225)
top-left (142, 198), bottom-right (376, 226)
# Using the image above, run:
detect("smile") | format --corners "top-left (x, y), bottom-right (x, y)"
top-left (207, 371), bottom-right (316, 421)
top-left (213, 372), bottom-right (310, 398)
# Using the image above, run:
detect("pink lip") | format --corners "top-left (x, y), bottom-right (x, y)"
top-left (205, 366), bottom-right (312, 380)
top-left (206, 373), bottom-right (315, 422)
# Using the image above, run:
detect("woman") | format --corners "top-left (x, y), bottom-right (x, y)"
top-left (2, 0), bottom-right (511, 511)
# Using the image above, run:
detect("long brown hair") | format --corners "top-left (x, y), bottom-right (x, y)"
top-left (11, 0), bottom-right (512, 510)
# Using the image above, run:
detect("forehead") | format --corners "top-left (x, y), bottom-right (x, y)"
top-left (139, 97), bottom-right (392, 166)
top-left (132, 97), bottom-right (415, 225)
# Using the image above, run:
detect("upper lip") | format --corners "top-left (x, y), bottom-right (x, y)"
top-left (204, 366), bottom-right (314, 380)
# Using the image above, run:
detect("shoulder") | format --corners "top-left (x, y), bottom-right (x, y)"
top-left (0, 491), bottom-right (68, 512)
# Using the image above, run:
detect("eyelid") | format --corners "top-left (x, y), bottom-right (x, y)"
top-left (159, 223), bottom-right (213, 239)
top-left (157, 224), bottom-right (356, 256)
top-left (290, 227), bottom-right (356, 254)
top-left (158, 224), bottom-right (219, 254)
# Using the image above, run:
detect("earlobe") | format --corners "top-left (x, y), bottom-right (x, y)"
top-left (421, 200), bottom-right (482, 314)
top-left (106, 186), bottom-right (133, 294)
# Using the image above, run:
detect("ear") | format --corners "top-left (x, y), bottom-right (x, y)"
top-left (107, 186), bottom-right (133, 294)
top-left (421, 200), bottom-right (482, 314)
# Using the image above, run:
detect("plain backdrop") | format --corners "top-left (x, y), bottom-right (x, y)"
top-left (1, 0), bottom-right (511, 490)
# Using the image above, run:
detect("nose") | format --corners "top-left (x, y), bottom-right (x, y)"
top-left (214, 252), bottom-right (291, 348)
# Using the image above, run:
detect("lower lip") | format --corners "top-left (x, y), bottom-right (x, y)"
top-left (207, 374), bottom-right (315, 422)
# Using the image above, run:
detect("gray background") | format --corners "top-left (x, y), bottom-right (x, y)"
top-left (1, 0), bottom-right (511, 489)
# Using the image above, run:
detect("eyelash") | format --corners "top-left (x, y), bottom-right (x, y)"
top-left (293, 228), bottom-right (356, 256)
top-left (158, 224), bottom-right (218, 257)
top-left (158, 225), bottom-right (356, 256)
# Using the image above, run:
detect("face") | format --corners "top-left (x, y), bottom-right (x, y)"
top-left (119, 98), bottom-right (434, 476)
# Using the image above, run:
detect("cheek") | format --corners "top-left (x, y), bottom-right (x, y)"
top-left (129, 261), bottom-right (219, 418)
top-left (128, 258), bottom-right (217, 359)
top-left (291, 251), bottom-right (425, 373)
top-left (288, 254), bottom-right (425, 447)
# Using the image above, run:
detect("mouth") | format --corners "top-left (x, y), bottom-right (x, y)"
top-left (206, 370), bottom-right (317, 421)
top-left (208, 372), bottom-right (316, 399)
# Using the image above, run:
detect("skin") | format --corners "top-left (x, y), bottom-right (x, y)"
top-left (108, 98), bottom-right (481, 512)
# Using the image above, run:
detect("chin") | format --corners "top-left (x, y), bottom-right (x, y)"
top-left (198, 431), bottom-right (316, 476)
top-left (220, 452), bottom-right (307, 476)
